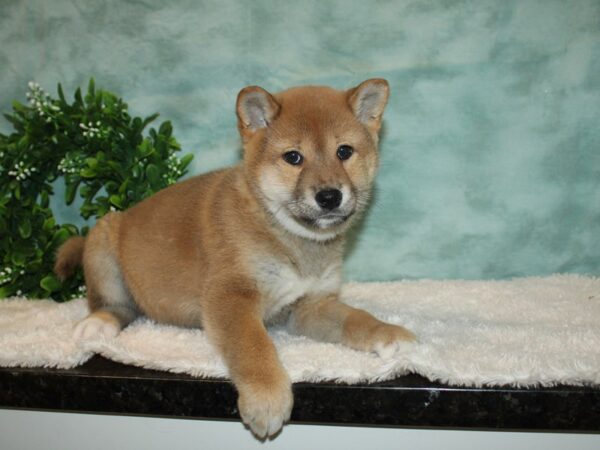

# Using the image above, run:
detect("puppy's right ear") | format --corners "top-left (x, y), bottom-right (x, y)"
top-left (236, 86), bottom-right (280, 142)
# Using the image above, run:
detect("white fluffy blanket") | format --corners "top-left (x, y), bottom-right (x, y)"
top-left (1, 274), bottom-right (599, 387)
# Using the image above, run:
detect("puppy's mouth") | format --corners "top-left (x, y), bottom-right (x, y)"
top-left (296, 210), bottom-right (355, 229)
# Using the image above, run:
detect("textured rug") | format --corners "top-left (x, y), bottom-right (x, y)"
top-left (1, 274), bottom-right (599, 387)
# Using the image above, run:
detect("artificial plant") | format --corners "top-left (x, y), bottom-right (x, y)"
top-left (0, 79), bottom-right (193, 301)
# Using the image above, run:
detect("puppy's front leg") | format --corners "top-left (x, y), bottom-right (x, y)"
top-left (288, 295), bottom-right (415, 358)
top-left (204, 283), bottom-right (292, 439)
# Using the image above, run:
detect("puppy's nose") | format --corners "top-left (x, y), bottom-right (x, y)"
top-left (315, 189), bottom-right (342, 210)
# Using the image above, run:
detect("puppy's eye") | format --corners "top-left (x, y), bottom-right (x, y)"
top-left (282, 150), bottom-right (303, 166)
top-left (337, 145), bottom-right (354, 161)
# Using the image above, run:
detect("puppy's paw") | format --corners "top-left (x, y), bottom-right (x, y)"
top-left (73, 313), bottom-right (120, 341)
top-left (237, 373), bottom-right (293, 439)
top-left (367, 323), bottom-right (416, 359)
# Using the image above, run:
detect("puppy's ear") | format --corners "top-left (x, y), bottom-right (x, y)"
top-left (236, 86), bottom-right (280, 142)
top-left (347, 79), bottom-right (389, 136)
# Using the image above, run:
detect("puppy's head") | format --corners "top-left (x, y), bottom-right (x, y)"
top-left (237, 79), bottom-right (389, 241)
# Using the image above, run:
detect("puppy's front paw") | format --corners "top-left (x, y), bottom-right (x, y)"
top-left (73, 313), bottom-right (120, 341)
top-left (367, 323), bottom-right (416, 359)
top-left (237, 373), bottom-right (293, 439)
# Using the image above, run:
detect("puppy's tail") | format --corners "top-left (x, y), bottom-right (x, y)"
top-left (54, 236), bottom-right (86, 281)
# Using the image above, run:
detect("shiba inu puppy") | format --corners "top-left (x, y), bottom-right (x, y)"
top-left (55, 79), bottom-right (415, 438)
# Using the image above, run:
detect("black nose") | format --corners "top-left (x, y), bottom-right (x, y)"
top-left (315, 189), bottom-right (343, 210)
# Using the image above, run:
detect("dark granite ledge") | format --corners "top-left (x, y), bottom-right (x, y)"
top-left (1, 356), bottom-right (599, 433)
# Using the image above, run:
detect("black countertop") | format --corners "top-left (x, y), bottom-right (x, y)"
top-left (1, 356), bottom-right (599, 432)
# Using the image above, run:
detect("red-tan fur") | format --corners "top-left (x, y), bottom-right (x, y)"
top-left (55, 79), bottom-right (415, 438)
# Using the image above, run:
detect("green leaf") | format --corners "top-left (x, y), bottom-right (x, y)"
top-left (11, 252), bottom-right (26, 266)
top-left (107, 161), bottom-right (126, 179)
top-left (57, 83), bottom-right (66, 103)
top-left (3, 113), bottom-right (21, 127)
top-left (118, 179), bottom-right (130, 194)
top-left (51, 228), bottom-right (70, 247)
top-left (85, 157), bottom-right (98, 168)
top-left (28, 259), bottom-right (42, 272)
top-left (43, 217), bottom-right (56, 232)
top-left (96, 204), bottom-right (109, 217)
top-left (80, 204), bottom-right (96, 219)
top-left (109, 194), bottom-right (123, 208)
top-left (11, 101), bottom-right (28, 114)
top-left (40, 190), bottom-right (50, 208)
top-left (74, 87), bottom-right (83, 106)
top-left (137, 139), bottom-right (154, 158)
top-left (40, 274), bottom-right (62, 293)
top-left (104, 181), bottom-right (119, 193)
top-left (102, 92), bottom-right (115, 110)
top-left (155, 138), bottom-right (166, 155)
top-left (18, 135), bottom-right (29, 150)
top-left (142, 113), bottom-right (159, 129)
top-left (88, 78), bottom-right (95, 97)
top-left (18, 218), bottom-right (32, 239)
top-left (95, 90), bottom-right (103, 108)
top-left (63, 223), bottom-right (79, 236)
top-left (179, 153), bottom-right (194, 171)
top-left (80, 168), bottom-right (97, 178)
top-left (158, 121), bottom-right (172, 137)
top-left (65, 180), bottom-right (80, 205)
top-left (132, 117), bottom-right (142, 132)
top-left (79, 185), bottom-right (91, 198)
top-left (145, 164), bottom-right (160, 186)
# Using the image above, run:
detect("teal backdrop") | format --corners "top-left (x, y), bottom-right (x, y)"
top-left (1, 0), bottom-right (599, 281)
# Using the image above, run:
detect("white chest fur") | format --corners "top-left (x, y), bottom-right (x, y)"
top-left (254, 258), bottom-right (341, 319)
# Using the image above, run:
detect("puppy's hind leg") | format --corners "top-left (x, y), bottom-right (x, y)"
top-left (74, 215), bottom-right (139, 341)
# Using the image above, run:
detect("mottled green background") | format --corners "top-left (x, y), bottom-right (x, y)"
top-left (1, 0), bottom-right (599, 281)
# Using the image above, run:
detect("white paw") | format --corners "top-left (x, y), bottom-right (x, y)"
top-left (374, 341), bottom-right (401, 359)
top-left (73, 315), bottom-right (120, 341)
top-left (237, 378), bottom-right (293, 439)
top-left (369, 323), bottom-right (417, 359)
top-left (373, 339), bottom-right (416, 359)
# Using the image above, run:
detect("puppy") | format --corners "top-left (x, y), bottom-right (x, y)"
top-left (55, 79), bottom-right (415, 438)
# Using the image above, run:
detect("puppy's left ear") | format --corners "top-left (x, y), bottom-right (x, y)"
top-left (347, 78), bottom-right (390, 137)
top-left (236, 86), bottom-right (280, 143)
